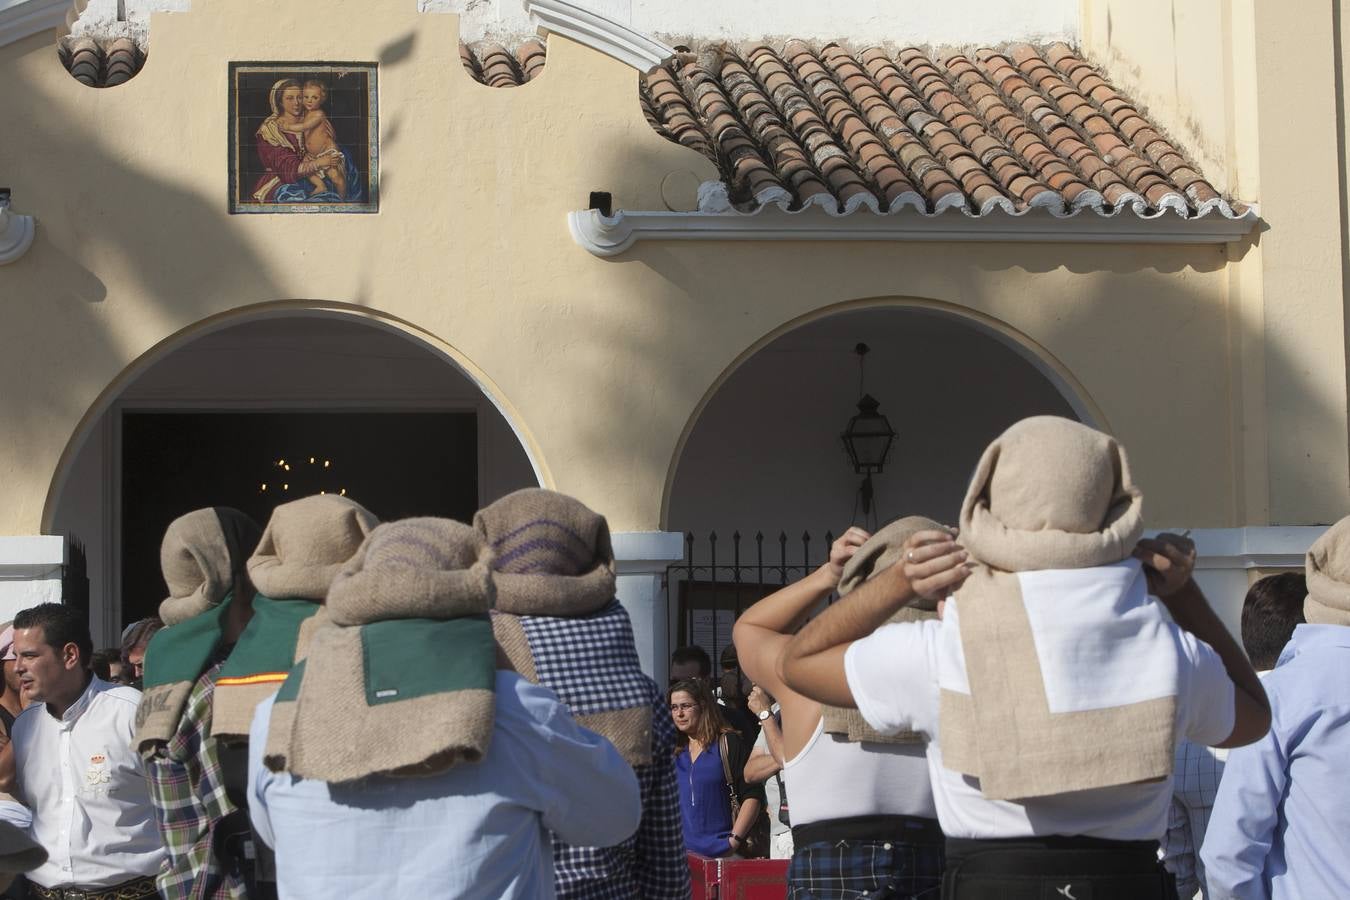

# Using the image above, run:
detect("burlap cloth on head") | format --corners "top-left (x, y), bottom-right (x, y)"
top-left (1305, 516), bottom-right (1350, 626)
top-left (136, 508), bottom-right (262, 757)
top-left (938, 416), bottom-right (1173, 801)
top-left (264, 517), bottom-right (497, 783)
top-left (211, 495), bottom-right (377, 742)
top-left (821, 516), bottom-right (945, 745)
top-left (477, 489), bottom-right (653, 767)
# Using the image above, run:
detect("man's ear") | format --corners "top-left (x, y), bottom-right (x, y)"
top-left (61, 642), bottom-right (81, 671)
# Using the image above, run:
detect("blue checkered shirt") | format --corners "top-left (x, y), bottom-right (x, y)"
top-left (521, 601), bottom-right (690, 900)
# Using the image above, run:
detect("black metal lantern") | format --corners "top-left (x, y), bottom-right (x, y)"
top-left (840, 344), bottom-right (896, 517)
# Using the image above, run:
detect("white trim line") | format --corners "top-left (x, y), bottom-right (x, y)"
top-left (1152, 526), bottom-right (1326, 570)
top-left (569, 202), bottom-right (1261, 256)
top-left (612, 530), bottom-right (685, 575)
top-left (0, 0), bottom-right (69, 48)
top-left (524, 0), bottom-right (674, 73)
top-left (0, 198), bottom-right (35, 265)
top-left (0, 535), bottom-right (66, 569)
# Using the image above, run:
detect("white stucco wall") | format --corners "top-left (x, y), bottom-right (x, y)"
top-left (65, 0), bottom-right (1079, 45)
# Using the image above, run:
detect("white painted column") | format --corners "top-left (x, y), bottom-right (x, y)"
top-left (0, 536), bottom-right (68, 623)
top-left (612, 531), bottom-right (685, 686)
top-left (1158, 526), bottom-right (1326, 636)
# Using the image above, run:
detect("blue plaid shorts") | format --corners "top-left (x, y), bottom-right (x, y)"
top-left (787, 838), bottom-right (945, 900)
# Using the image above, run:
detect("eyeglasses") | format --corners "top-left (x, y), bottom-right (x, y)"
top-left (669, 702), bottom-right (700, 712)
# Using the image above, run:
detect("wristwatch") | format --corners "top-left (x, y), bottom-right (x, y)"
top-left (757, 709), bottom-right (771, 721)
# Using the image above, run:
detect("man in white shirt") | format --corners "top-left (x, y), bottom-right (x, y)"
top-left (8, 602), bottom-right (165, 898)
top-left (780, 417), bottom-right (1270, 900)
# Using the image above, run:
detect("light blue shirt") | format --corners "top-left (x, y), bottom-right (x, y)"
top-left (248, 670), bottom-right (642, 899)
top-left (1201, 624), bottom-right (1350, 900)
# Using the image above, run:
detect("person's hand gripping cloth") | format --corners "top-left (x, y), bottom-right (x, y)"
top-left (136, 507), bottom-right (263, 756)
top-left (821, 515), bottom-right (946, 745)
top-left (211, 494), bottom-right (377, 742)
top-left (263, 517), bottom-right (497, 782)
top-left (476, 488), bottom-right (653, 767)
top-left (938, 415), bottom-right (1178, 801)
top-left (1304, 516), bottom-right (1350, 625)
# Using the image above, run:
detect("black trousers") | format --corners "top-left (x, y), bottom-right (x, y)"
top-left (941, 835), bottom-right (1180, 900)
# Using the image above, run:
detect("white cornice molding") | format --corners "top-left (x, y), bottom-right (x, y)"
top-left (569, 201), bottom-right (1261, 257)
top-left (1163, 526), bottom-right (1327, 571)
top-left (0, 0), bottom-right (70, 47)
top-left (524, 0), bottom-right (674, 73)
top-left (0, 197), bottom-right (36, 265)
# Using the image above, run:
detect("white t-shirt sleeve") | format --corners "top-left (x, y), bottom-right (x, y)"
top-left (1177, 631), bottom-right (1236, 747)
top-left (843, 620), bottom-right (939, 738)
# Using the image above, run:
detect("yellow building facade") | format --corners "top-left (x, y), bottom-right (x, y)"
top-left (0, 0), bottom-right (1341, 676)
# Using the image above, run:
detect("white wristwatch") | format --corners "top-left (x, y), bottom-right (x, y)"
top-left (757, 709), bottom-right (771, 721)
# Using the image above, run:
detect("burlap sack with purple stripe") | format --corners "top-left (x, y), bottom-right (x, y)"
top-left (476, 489), bottom-right (650, 764)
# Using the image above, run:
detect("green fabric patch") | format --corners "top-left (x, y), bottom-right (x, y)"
top-left (218, 596), bottom-right (319, 680)
top-left (275, 659), bottom-right (306, 703)
top-left (142, 596), bottom-right (232, 690)
top-left (361, 616), bottom-right (494, 707)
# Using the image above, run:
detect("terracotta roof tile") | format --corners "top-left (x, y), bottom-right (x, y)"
top-left (59, 35), bottom-right (1245, 220)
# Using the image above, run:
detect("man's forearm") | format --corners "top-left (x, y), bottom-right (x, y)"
top-left (1167, 582), bottom-right (1268, 712)
top-left (779, 565), bottom-right (914, 705)
top-left (785, 565), bottom-right (912, 667)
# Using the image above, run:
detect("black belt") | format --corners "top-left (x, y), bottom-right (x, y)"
top-left (28, 875), bottom-right (158, 900)
top-left (793, 813), bottom-right (944, 847)
top-left (942, 835), bottom-right (1178, 900)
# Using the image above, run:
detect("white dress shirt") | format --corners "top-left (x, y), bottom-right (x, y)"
top-left (248, 670), bottom-right (643, 899)
top-left (11, 677), bottom-right (165, 889)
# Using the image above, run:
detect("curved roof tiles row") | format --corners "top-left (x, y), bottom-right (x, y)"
top-left (58, 35), bottom-right (1245, 220)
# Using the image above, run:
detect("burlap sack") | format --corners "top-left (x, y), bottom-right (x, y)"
top-left (266, 518), bottom-right (497, 783)
top-left (1305, 515), bottom-right (1350, 626)
top-left (940, 416), bottom-right (1172, 800)
top-left (822, 516), bottom-right (945, 745)
top-left (473, 488), bottom-right (615, 615)
top-left (137, 508), bottom-right (262, 755)
top-left (247, 495), bottom-right (378, 601)
top-left (959, 416), bottom-right (1143, 572)
top-left (476, 489), bottom-right (653, 766)
top-left (159, 508), bottom-right (262, 626)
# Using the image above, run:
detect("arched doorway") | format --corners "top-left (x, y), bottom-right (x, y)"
top-left (47, 312), bottom-right (540, 646)
top-left (663, 303), bottom-right (1092, 667)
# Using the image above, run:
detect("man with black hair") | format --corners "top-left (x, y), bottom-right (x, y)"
top-left (1162, 573), bottom-right (1306, 898)
top-left (669, 645), bottom-right (712, 684)
top-left (8, 602), bottom-right (164, 898)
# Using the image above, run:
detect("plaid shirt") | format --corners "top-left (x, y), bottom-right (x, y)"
top-left (1160, 738), bottom-right (1228, 899)
top-left (524, 602), bottom-right (690, 900)
top-left (146, 661), bottom-right (248, 900)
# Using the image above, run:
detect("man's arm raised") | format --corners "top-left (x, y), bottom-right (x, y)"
top-left (778, 531), bottom-right (969, 707)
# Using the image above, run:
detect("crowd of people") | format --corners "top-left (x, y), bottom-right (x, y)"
top-left (0, 415), bottom-right (1341, 899)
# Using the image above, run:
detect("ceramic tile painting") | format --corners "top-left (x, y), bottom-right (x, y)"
top-left (229, 62), bottom-right (378, 213)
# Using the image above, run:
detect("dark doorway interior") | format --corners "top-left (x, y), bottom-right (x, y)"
top-left (121, 410), bottom-right (478, 625)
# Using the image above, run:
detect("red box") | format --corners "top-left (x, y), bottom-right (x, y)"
top-left (688, 852), bottom-right (788, 900)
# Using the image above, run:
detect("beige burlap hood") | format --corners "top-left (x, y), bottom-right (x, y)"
top-left (136, 508), bottom-right (263, 756)
top-left (246, 494), bottom-right (379, 601)
top-left (159, 507), bottom-right (262, 626)
top-left (822, 516), bottom-right (946, 745)
top-left (210, 495), bottom-right (377, 742)
top-left (477, 489), bottom-right (652, 767)
top-left (473, 488), bottom-right (616, 615)
top-left (265, 517), bottom-right (498, 783)
top-left (939, 416), bottom-right (1175, 801)
top-left (1305, 516), bottom-right (1350, 626)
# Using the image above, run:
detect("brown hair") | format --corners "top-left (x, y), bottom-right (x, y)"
top-left (668, 678), bottom-right (733, 755)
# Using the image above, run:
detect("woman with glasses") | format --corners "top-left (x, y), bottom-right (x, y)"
top-left (669, 678), bottom-right (765, 858)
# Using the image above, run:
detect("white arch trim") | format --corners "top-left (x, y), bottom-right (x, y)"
top-left (658, 296), bottom-right (1106, 528)
top-left (41, 302), bottom-right (552, 530)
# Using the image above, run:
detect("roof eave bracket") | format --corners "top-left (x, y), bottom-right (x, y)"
top-left (524, 0), bottom-right (675, 73)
